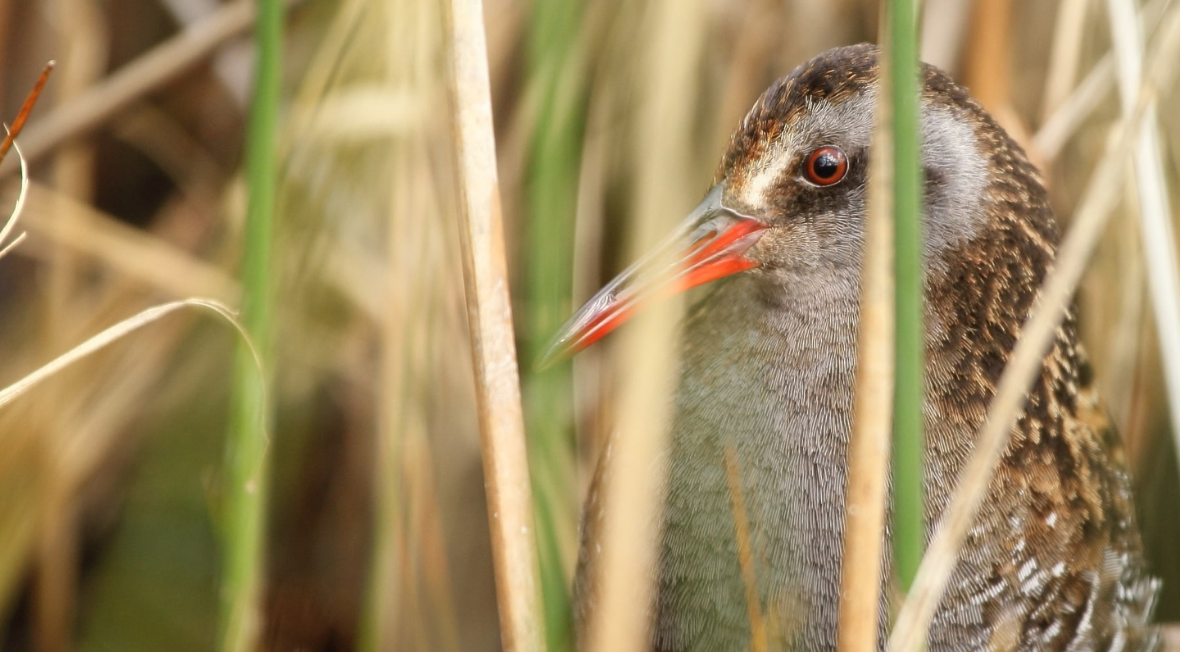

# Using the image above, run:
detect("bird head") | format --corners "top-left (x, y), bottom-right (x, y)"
top-left (541, 44), bottom-right (1029, 367)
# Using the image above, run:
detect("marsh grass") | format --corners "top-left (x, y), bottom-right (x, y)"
top-left (0, 0), bottom-right (1177, 650)
top-left (888, 0), bottom-right (925, 594)
top-left (217, 0), bottom-right (281, 649)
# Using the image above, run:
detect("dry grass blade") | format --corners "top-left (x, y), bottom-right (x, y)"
top-left (0, 61), bottom-right (54, 166)
top-left (1040, 0), bottom-right (1087, 124)
top-left (442, 0), bottom-right (543, 650)
top-left (0, 139), bottom-right (30, 260)
top-left (363, 0), bottom-right (452, 647)
top-left (1104, 0), bottom-right (1180, 476)
top-left (0, 231), bottom-right (26, 260)
top-left (0, 0), bottom-right (301, 176)
top-left (963, 0), bottom-right (1014, 112)
top-left (920, 0), bottom-right (973, 72)
top-left (1033, 0), bottom-right (1170, 160)
top-left (1033, 55), bottom-right (1115, 161)
top-left (0, 298), bottom-right (261, 412)
top-left (724, 447), bottom-right (767, 652)
top-left (583, 0), bottom-right (707, 650)
top-left (836, 32), bottom-right (895, 652)
top-left (887, 6), bottom-right (1180, 648)
top-left (11, 183), bottom-right (238, 302)
top-left (1162, 624), bottom-right (1180, 650)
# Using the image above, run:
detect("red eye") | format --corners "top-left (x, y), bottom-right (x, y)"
top-left (805, 146), bottom-right (848, 186)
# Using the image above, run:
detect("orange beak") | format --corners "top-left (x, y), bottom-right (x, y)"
top-left (539, 185), bottom-right (768, 367)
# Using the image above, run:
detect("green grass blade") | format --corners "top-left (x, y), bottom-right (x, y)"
top-left (219, 0), bottom-right (282, 650)
top-left (524, 1), bottom-right (588, 650)
top-left (890, 0), bottom-right (925, 593)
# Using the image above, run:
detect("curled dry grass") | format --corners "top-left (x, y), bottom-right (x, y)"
top-left (0, 142), bottom-right (263, 637)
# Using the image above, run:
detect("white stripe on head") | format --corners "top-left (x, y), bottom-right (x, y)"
top-left (730, 83), bottom-right (990, 265)
top-left (731, 88), bottom-right (878, 209)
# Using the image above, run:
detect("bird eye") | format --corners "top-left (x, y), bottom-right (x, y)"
top-left (805, 146), bottom-right (848, 186)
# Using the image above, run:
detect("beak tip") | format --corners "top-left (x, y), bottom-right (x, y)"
top-left (533, 353), bottom-right (556, 373)
top-left (533, 337), bottom-right (570, 372)
top-left (537, 186), bottom-right (765, 365)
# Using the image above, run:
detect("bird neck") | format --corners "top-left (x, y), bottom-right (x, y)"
top-left (659, 268), bottom-right (864, 650)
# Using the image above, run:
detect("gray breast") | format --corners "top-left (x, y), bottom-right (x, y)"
top-left (654, 270), bottom-right (863, 652)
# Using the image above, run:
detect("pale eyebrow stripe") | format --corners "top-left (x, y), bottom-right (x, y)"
top-left (738, 145), bottom-right (794, 208)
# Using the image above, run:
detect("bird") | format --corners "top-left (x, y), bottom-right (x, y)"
top-left (544, 44), bottom-right (1160, 652)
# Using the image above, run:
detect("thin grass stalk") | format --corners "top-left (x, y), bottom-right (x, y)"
top-left (0, 62), bottom-right (54, 165)
top-left (962, 0), bottom-right (1013, 112)
top-left (1102, 178), bottom-right (1148, 435)
top-left (1033, 55), bottom-right (1115, 162)
top-left (1104, 0), bottom-right (1180, 482)
top-left (442, 0), bottom-right (544, 650)
top-left (1041, 0), bottom-right (1088, 124)
top-left (0, 0), bottom-right (289, 176)
top-left (0, 0), bottom-right (11, 110)
top-left (36, 6), bottom-right (105, 643)
top-left (14, 183), bottom-right (239, 302)
top-left (360, 0), bottom-right (435, 647)
top-left (724, 447), bottom-right (767, 652)
top-left (409, 156), bottom-right (465, 652)
top-left (1033, 0), bottom-right (1170, 161)
top-left (918, 0), bottom-right (972, 72)
top-left (887, 7), bottom-right (1180, 648)
top-left (523, 1), bottom-right (587, 648)
top-left (569, 85), bottom-right (608, 466)
top-left (583, 0), bottom-right (706, 650)
top-left (835, 27), bottom-right (895, 652)
top-left (0, 298), bottom-right (259, 412)
top-left (282, 0), bottom-right (366, 144)
top-left (218, 0), bottom-right (281, 649)
top-left (890, 0), bottom-right (925, 593)
top-left (3, 59), bottom-right (62, 650)
top-left (416, 432), bottom-right (463, 652)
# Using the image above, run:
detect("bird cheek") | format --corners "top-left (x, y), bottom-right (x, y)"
top-left (748, 226), bottom-right (807, 271)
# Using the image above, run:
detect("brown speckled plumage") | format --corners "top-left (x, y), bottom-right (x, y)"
top-left (569, 45), bottom-right (1158, 652)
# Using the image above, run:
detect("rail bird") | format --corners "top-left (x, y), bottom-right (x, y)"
top-left (546, 44), bottom-right (1158, 652)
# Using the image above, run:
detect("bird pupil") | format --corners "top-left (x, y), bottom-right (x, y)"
top-left (814, 153), bottom-right (838, 178)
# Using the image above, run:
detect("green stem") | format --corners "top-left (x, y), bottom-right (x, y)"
top-left (219, 1), bottom-right (281, 650)
top-left (523, 0), bottom-right (588, 649)
top-left (890, 0), bottom-right (925, 593)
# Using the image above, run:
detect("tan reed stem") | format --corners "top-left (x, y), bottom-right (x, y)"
top-left (441, 1), bottom-right (544, 650)
top-left (836, 32), bottom-right (895, 652)
top-left (724, 447), bottom-right (768, 652)
top-left (582, 0), bottom-right (707, 650)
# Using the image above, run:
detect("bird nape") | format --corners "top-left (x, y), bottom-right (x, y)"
top-left (551, 44), bottom-right (1160, 652)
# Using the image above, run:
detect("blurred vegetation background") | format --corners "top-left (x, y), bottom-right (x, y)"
top-left (0, 0), bottom-right (1175, 650)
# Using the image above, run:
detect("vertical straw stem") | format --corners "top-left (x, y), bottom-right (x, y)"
top-left (583, 1), bottom-right (706, 650)
top-left (890, 0), bottom-right (926, 593)
top-left (1041, 0), bottom-right (1088, 123)
top-left (219, 0), bottom-right (281, 650)
top-left (836, 27), bottom-right (896, 652)
top-left (361, 1), bottom-right (436, 648)
top-left (442, 1), bottom-right (545, 650)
